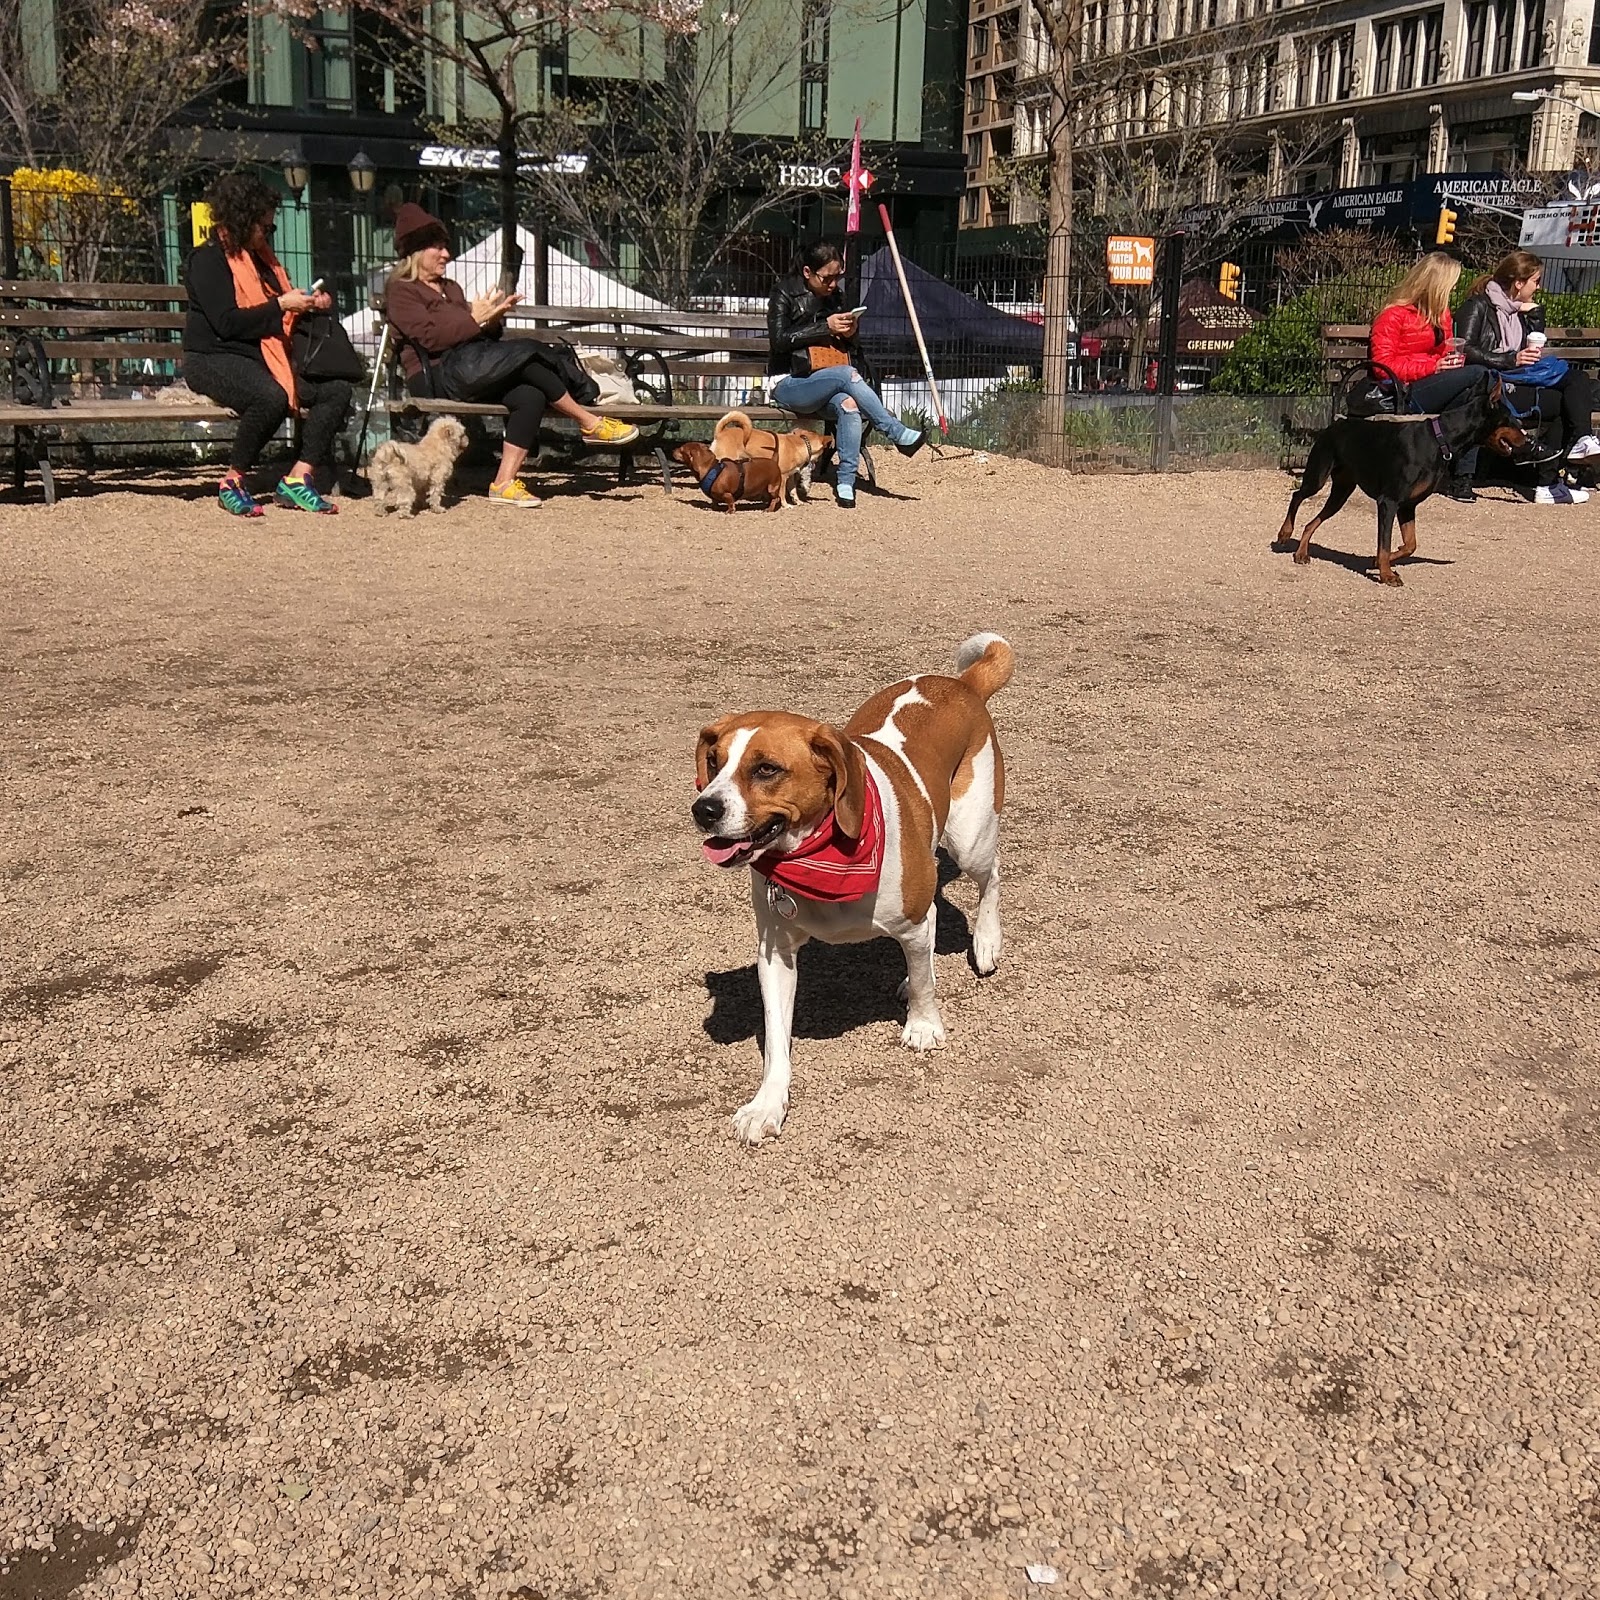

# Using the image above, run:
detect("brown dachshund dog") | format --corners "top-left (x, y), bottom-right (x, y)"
top-left (674, 441), bottom-right (784, 513)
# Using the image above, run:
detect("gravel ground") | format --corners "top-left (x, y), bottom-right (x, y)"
top-left (1, 452), bottom-right (1597, 1600)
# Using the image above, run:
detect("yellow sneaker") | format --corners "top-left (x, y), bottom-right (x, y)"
top-left (487, 478), bottom-right (542, 507)
top-left (581, 416), bottom-right (641, 447)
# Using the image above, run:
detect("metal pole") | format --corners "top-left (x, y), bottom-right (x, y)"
top-left (877, 201), bottom-right (948, 435)
top-left (1, 174), bottom-right (18, 280)
top-left (1152, 230), bottom-right (1184, 470)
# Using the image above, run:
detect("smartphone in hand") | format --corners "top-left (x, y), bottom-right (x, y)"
top-left (309, 278), bottom-right (326, 294)
top-left (848, 305), bottom-right (868, 317)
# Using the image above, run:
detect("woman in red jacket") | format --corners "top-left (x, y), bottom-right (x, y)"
top-left (1370, 251), bottom-right (1487, 502)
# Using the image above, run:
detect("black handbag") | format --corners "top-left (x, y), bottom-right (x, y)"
top-left (437, 336), bottom-right (542, 401)
top-left (291, 312), bottom-right (365, 382)
top-left (436, 335), bottom-right (602, 407)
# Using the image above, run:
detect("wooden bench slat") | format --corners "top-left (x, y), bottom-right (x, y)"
top-left (403, 397), bottom-right (792, 422)
top-left (507, 306), bottom-right (767, 330)
top-left (0, 280), bottom-right (188, 302)
top-left (0, 340), bottom-right (181, 361)
top-left (0, 402), bottom-right (235, 424)
top-left (0, 308), bottom-right (187, 330)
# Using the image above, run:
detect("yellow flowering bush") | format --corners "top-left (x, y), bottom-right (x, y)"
top-left (10, 166), bottom-right (141, 278)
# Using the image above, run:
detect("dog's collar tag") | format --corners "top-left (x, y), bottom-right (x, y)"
top-left (767, 881), bottom-right (798, 920)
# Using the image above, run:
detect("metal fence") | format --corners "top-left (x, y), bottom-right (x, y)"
top-left (5, 173), bottom-right (1558, 474)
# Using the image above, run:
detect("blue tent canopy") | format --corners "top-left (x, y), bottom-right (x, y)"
top-left (857, 247), bottom-right (1044, 378)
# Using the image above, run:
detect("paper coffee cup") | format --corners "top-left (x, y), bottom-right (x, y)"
top-left (1527, 332), bottom-right (1547, 349)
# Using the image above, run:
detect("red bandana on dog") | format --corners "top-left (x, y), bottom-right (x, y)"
top-left (756, 770), bottom-right (885, 903)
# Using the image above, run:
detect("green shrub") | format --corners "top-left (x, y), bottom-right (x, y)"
top-left (1212, 268), bottom-right (1406, 396)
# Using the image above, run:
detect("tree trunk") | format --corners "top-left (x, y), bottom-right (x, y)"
top-left (1040, 60), bottom-right (1075, 456)
top-left (497, 108), bottom-right (524, 298)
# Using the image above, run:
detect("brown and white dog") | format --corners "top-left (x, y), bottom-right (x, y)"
top-left (713, 409), bottom-right (832, 503)
top-left (691, 634), bottom-right (1014, 1145)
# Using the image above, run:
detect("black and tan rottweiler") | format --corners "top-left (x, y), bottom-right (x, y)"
top-left (1275, 373), bottom-right (1544, 586)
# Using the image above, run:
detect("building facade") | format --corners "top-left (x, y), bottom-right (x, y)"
top-left (6, 1), bottom-right (966, 295)
top-left (963, 0), bottom-right (1600, 230)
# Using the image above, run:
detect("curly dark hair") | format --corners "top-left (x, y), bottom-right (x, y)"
top-left (202, 171), bottom-right (280, 256)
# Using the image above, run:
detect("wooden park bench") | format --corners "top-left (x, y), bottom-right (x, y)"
top-left (0, 280), bottom-right (239, 504)
top-left (1321, 321), bottom-right (1600, 413)
top-left (390, 303), bottom-right (875, 493)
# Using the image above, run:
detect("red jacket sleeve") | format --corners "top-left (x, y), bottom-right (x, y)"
top-left (1370, 306), bottom-right (1441, 383)
top-left (385, 276), bottom-right (483, 356)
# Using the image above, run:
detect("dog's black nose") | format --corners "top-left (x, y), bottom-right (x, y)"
top-left (692, 794), bottom-right (725, 828)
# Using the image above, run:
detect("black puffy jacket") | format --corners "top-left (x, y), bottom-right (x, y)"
top-left (1458, 291), bottom-right (1544, 371)
top-left (766, 274), bottom-right (872, 380)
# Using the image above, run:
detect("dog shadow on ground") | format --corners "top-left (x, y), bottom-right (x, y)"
top-left (703, 857), bottom-right (973, 1044)
top-left (1268, 537), bottom-right (1454, 582)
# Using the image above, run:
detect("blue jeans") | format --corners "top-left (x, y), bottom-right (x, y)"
top-left (770, 367), bottom-right (913, 494)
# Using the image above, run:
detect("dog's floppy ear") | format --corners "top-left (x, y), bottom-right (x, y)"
top-left (696, 716), bottom-right (735, 791)
top-left (809, 724), bottom-right (866, 839)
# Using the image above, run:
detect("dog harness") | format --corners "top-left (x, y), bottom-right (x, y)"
top-left (699, 460), bottom-right (745, 497)
top-left (755, 769), bottom-right (885, 915)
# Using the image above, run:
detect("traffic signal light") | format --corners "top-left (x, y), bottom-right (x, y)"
top-left (1435, 203), bottom-right (1458, 245)
top-left (1218, 261), bottom-right (1241, 300)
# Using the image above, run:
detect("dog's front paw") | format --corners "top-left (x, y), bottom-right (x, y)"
top-left (972, 926), bottom-right (1002, 976)
top-left (730, 1095), bottom-right (787, 1146)
top-left (901, 1012), bottom-right (946, 1051)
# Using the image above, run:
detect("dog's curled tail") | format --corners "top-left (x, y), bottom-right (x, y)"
top-left (717, 409), bottom-right (752, 435)
top-left (955, 632), bottom-right (1015, 702)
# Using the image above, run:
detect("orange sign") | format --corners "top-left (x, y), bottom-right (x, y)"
top-left (1106, 235), bottom-right (1156, 286)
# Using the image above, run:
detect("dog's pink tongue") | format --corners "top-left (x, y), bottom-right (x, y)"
top-left (702, 839), bottom-right (747, 866)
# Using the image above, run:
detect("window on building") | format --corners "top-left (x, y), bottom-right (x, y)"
top-left (1375, 21), bottom-right (1396, 91)
top-left (1206, 0), bottom-right (1220, 25)
top-left (971, 22), bottom-right (990, 59)
top-left (966, 133), bottom-right (983, 169)
top-left (1493, 0), bottom-right (1515, 71)
top-left (800, 0), bottom-right (829, 133)
top-left (299, 7), bottom-right (354, 112)
top-left (1421, 11), bottom-right (1442, 81)
top-left (1521, 0), bottom-right (1547, 66)
top-left (1396, 18), bottom-right (1418, 87)
top-left (962, 188), bottom-right (980, 224)
top-left (1311, 30), bottom-right (1353, 103)
top-left (1465, 1), bottom-right (1489, 74)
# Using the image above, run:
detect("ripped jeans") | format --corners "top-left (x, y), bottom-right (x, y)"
top-left (770, 367), bottom-right (915, 494)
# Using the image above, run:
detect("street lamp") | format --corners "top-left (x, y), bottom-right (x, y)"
top-left (347, 151), bottom-right (377, 196)
top-left (1513, 89), bottom-right (1590, 114)
top-left (279, 148), bottom-right (310, 204)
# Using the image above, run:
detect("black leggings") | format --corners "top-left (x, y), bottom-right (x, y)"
top-left (493, 361), bottom-right (569, 450)
top-left (184, 350), bottom-right (352, 474)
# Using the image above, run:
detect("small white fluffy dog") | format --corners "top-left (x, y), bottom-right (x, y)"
top-left (369, 415), bottom-right (469, 517)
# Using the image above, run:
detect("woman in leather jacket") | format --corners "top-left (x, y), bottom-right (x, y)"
top-left (766, 242), bottom-right (926, 508)
top-left (1460, 249), bottom-right (1598, 503)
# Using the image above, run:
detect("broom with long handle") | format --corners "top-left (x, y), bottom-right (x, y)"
top-left (877, 202), bottom-right (948, 436)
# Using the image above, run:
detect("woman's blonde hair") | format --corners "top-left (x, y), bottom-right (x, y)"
top-left (389, 250), bottom-right (431, 283)
top-left (1386, 251), bottom-right (1462, 324)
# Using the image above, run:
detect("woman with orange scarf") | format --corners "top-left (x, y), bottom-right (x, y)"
top-left (182, 172), bottom-right (351, 517)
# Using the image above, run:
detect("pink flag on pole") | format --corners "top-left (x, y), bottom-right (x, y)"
top-left (846, 118), bottom-right (864, 234)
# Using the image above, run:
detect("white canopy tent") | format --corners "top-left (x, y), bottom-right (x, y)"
top-left (342, 225), bottom-right (666, 353)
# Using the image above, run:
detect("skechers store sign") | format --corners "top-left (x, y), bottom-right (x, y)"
top-left (418, 146), bottom-right (588, 175)
top-left (1181, 173), bottom-right (1548, 236)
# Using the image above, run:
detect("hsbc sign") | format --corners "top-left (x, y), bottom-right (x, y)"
top-left (778, 163), bottom-right (844, 190)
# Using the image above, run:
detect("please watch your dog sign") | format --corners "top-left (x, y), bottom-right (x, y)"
top-left (1106, 236), bottom-right (1156, 286)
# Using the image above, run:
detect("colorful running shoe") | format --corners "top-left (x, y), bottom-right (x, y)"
top-left (487, 479), bottom-right (542, 507)
top-left (218, 476), bottom-right (263, 518)
top-left (275, 476), bottom-right (339, 514)
top-left (581, 416), bottom-right (642, 446)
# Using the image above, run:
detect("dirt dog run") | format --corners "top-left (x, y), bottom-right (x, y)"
top-left (1, 453), bottom-right (1598, 1600)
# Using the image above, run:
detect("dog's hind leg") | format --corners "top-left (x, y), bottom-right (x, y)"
top-left (1375, 500), bottom-right (1403, 586)
top-left (1276, 437), bottom-right (1334, 545)
top-left (1296, 470), bottom-right (1357, 565)
top-left (1396, 498), bottom-right (1420, 561)
top-left (941, 734), bottom-right (1003, 975)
